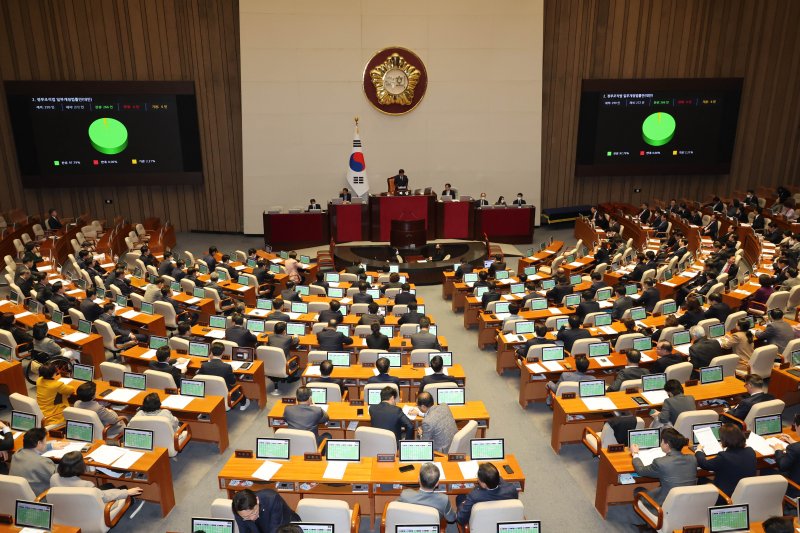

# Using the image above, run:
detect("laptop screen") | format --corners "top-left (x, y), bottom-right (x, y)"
top-left (256, 298), bottom-right (273, 310)
top-left (510, 283), bottom-right (525, 295)
top-left (180, 379), bottom-right (205, 398)
top-left (564, 294), bottom-right (581, 307)
top-left (246, 319), bottom-right (265, 333)
top-left (336, 325), bottom-right (350, 336)
top-left (396, 527), bottom-right (438, 533)
top-left (630, 307), bottom-right (646, 321)
top-left (326, 440), bottom-right (360, 461)
top-left (237, 275), bottom-right (250, 286)
top-left (379, 325), bottom-right (394, 337)
top-left (497, 521), bottom-right (541, 533)
top-left (269, 264), bottom-right (281, 274)
top-left (0, 342), bottom-right (12, 360)
top-left (672, 330), bottom-right (691, 346)
top-left (367, 388), bottom-right (383, 406)
top-left (51, 309), bottom-right (64, 325)
top-left (191, 518), bottom-right (235, 533)
top-left (524, 266), bottom-right (537, 276)
top-left (541, 279), bottom-right (556, 290)
top-left (470, 438), bottom-right (504, 460)
top-left (579, 380), bottom-right (606, 398)
top-left (792, 349), bottom-right (800, 367)
top-left (588, 342), bottom-right (610, 357)
top-left (754, 414), bottom-right (782, 437)
top-left (256, 438), bottom-right (290, 460)
top-left (366, 288), bottom-right (380, 299)
top-left (15, 500), bottom-right (53, 531)
top-left (77, 319), bottom-right (92, 335)
top-left (436, 388), bottom-right (465, 405)
top-left (295, 286), bottom-right (310, 298)
top-left (708, 323), bottom-right (725, 339)
top-left (381, 352), bottom-right (401, 368)
top-left (625, 284), bottom-right (638, 296)
top-left (116, 294), bottom-right (128, 308)
top-left (633, 336), bottom-right (652, 351)
top-left (193, 287), bottom-right (206, 298)
top-left (514, 321), bottom-right (535, 334)
top-left (327, 352), bottom-right (350, 367)
top-left (494, 302), bottom-right (510, 314)
top-left (594, 313), bottom-right (612, 326)
top-left (123, 428), bottom-right (154, 451)
top-left (595, 288), bottom-right (612, 301)
top-left (140, 301), bottom-right (154, 315)
top-left (72, 363), bottom-right (94, 382)
top-left (328, 287), bottom-right (344, 298)
top-left (708, 504), bottom-right (749, 533)
top-left (628, 428), bottom-right (661, 450)
top-left (700, 365), bottom-right (724, 384)
top-left (291, 301), bottom-right (309, 314)
top-left (309, 387), bottom-right (328, 404)
top-left (541, 346), bottom-right (565, 361)
top-left (189, 342), bottom-right (210, 358)
top-left (463, 273), bottom-right (479, 284)
top-left (209, 315), bottom-right (227, 329)
top-left (286, 322), bottom-right (305, 336)
top-left (496, 270), bottom-right (510, 280)
top-left (529, 298), bottom-right (547, 311)
top-left (661, 301), bottom-right (678, 315)
top-left (399, 440), bottom-right (434, 462)
top-left (429, 352), bottom-right (453, 367)
top-left (474, 287), bottom-right (488, 298)
top-left (149, 335), bottom-right (169, 350)
top-left (569, 274), bottom-right (582, 286)
top-left (65, 419), bottom-right (94, 443)
top-left (691, 422), bottom-right (721, 445)
top-left (123, 372), bottom-right (147, 390)
top-left (11, 410), bottom-right (37, 431)
top-left (325, 273), bottom-right (340, 283)
top-left (641, 373), bottom-right (666, 392)
top-left (291, 523), bottom-right (336, 533)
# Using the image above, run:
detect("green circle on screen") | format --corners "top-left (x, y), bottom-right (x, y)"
top-left (641, 112), bottom-right (676, 147)
top-left (88, 117), bottom-right (128, 155)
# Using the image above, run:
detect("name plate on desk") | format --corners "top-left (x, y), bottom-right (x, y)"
top-left (361, 362), bottom-right (375, 368)
top-left (109, 380), bottom-right (122, 388)
top-left (607, 444), bottom-right (625, 453)
top-left (235, 450), bottom-right (254, 458)
top-left (413, 362), bottom-right (426, 368)
top-left (562, 392), bottom-right (576, 399)
top-left (349, 399), bottom-right (364, 406)
top-left (779, 362), bottom-right (791, 370)
top-left (685, 379), bottom-right (699, 387)
top-left (165, 388), bottom-right (179, 395)
top-left (304, 453), bottom-right (322, 461)
top-left (529, 357), bottom-right (539, 363)
top-left (377, 454), bottom-right (396, 463)
top-left (49, 429), bottom-right (65, 439)
top-left (448, 453), bottom-right (466, 462)
top-left (625, 388), bottom-right (640, 394)
top-left (282, 397), bottom-right (297, 404)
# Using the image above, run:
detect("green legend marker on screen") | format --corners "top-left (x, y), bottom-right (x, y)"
top-left (88, 117), bottom-right (128, 155)
top-left (642, 112), bottom-right (676, 147)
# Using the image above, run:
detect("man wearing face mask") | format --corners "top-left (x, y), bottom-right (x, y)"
top-left (512, 193), bottom-right (527, 206)
top-left (477, 193), bottom-right (489, 207)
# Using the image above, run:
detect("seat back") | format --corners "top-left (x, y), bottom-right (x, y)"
top-left (144, 369), bottom-right (177, 390)
top-left (256, 346), bottom-right (290, 379)
top-left (354, 426), bottom-right (397, 456)
top-left (350, 303), bottom-right (369, 315)
top-left (660, 326), bottom-right (686, 345)
top-left (743, 399), bottom-right (785, 431)
top-left (210, 497), bottom-right (238, 533)
top-left (0, 329), bottom-right (19, 356)
top-left (382, 501), bottom-right (440, 532)
top-left (614, 333), bottom-right (644, 353)
top-left (783, 339), bottom-right (800, 362)
top-left (193, 375), bottom-right (229, 404)
top-left (449, 420), bottom-right (479, 455)
top-left (654, 485), bottom-right (721, 533)
top-left (153, 301), bottom-right (178, 328)
top-left (673, 409), bottom-right (718, 440)
top-left (569, 338), bottom-right (595, 356)
top-left (709, 354), bottom-right (739, 378)
top-left (275, 428), bottom-right (317, 456)
top-left (307, 350), bottom-right (329, 365)
top-left (63, 407), bottom-right (105, 442)
top-left (469, 500), bottom-right (525, 532)
top-left (358, 349), bottom-right (383, 365)
top-left (68, 308), bottom-right (86, 325)
top-left (99, 362), bottom-right (127, 383)
top-left (785, 285), bottom-right (800, 312)
top-left (93, 320), bottom-right (120, 351)
top-left (554, 381), bottom-right (579, 397)
top-left (618, 379), bottom-right (641, 392)
top-left (424, 382), bottom-right (458, 401)
top-left (363, 383), bottom-right (399, 401)
top-left (306, 381), bottom-right (343, 403)
top-left (179, 278), bottom-right (196, 294)
top-left (169, 337), bottom-right (190, 352)
top-left (47, 487), bottom-right (110, 533)
top-left (399, 323), bottom-right (418, 337)
top-left (311, 322), bottom-right (327, 335)
top-left (410, 349), bottom-right (437, 365)
top-left (749, 344), bottom-right (779, 378)
top-left (129, 415), bottom-right (179, 456)
top-left (501, 318), bottom-right (523, 333)
top-left (296, 499), bottom-right (352, 533)
top-left (730, 475), bottom-right (788, 523)
top-left (354, 325), bottom-right (372, 337)
top-left (697, 318), bottom-right (720, 338)
top-left (665, 362), bottom-right (693, 384)
top-left (724, 310), bottom-right (747, 332)
top-left (391, 304), bottom-right (408, 317)
top-left (0, 475), bottom-right (36, 516)
top-left (597, 417), bottom-right (645, 449)
top-left (9, 393), bottom-right (44, 427)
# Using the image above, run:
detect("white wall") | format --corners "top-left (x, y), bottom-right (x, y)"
top-left (240, 0), bottom-right (544, 234)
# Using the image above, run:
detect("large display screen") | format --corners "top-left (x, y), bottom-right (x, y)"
top-left (5, 81), bottom-right (202, 187)
top-left (575, 78), bottom-right (743, 176)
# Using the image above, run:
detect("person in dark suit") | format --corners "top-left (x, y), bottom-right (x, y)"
top-left (587, 271), bottom-right (607, 298)
top-left (755, 309), bottom-right (795, 354)
top-left (198, 342), bottom-right (249, 408)
top-left (358, 302), bottom-right (385, 326)
top-left (218, 254), bottom-right (238, 280)
top-left (306, 198), bottom-right (321, 211)
top-left (418, 355), bottom-right (458, 394)
top-left (695, 424), bottom-right (756, 503)
top-left (607, 350), bottom-right (649, 391)
top-left (352, 281), bottom-right (373, 304)
top-left (557, 314), bottom-right (592, 353)
top-left (267, 321), bottom-right (299, 358)
top-left (719, 255), bottom-right (739, 281)
top-left (654, 214), bottom-right (669, 234)
top-left (170, 260), bottom-right (186, 282)
top-left (284, 386), bottom-right (330, 443)
top-left (46, 208), bottom-right (62, 230)
top-left (546, 275), bottom-right (573, 306)
top-left (772, 413), bottom-right (800, 498)
top-left (49, 282), bottom-right (77, 313)
top-left (516, 323), bottom-right (553, 358)
top-left (411, 318), bottom-right (440, 350)
top-left (231, 488), bottom-right (299, 532)
top-left (678, 296), bottom-right (705, 329)
top-left (704, 293), bottom-right (732, 324)
top-left (441, 183), bottom-right (457, 199)
top-left (651, 380), bottom-right (696, 428)
top-left (157, 251), bottom-right (175, 277)
top-left (317, 300), bottom-right (343, 325)
top-left (339, 188), bottom-right (352, 202)
top-left (480, 281), bottom-right (501, 309)
top-left (455, 463), bottom-right (519, 525)
top-left (512, 193), bottom-right (526, 206)
top-left (428, 244), bottom-right (447, 262)
top-left (316, 359), bottom-right (345, 396)
top-left (225, 313), bottom-right (257, 348)
top-left (366, 322), bottom-right (389, 349)
top-left (398, 302), bottom-right (425, 325)
top-left (610, 285), bottom-right (633, 321)
top-left (590, 206), bottom-right (608, 230)
top-left (593, 242), bottom-right (611, 266)
top-left (266, 299), bottom-right (291, 322)
top-left (202, 246), bottom-right (218, 274)
top-left (631, 428), bottom-right (697, 508)
top-left (688, 325), bottom-right (723, 369)
top-left (454, 259), bottom-right (473, 281)
top-left (14, 268), bottom-right (34, 297)
top-left (703, 218), bottom-right (719, 240)
top-left (105, 268), bottom-right (132, 296)
top-left (278, 281), bottom-right (302, 303)
top-left (97, 303), bottom-right (140, 347)
top-left (392, 169), bottom-right (409, 192)
top-left (394, 284), bottom-right (417, 305)
top-left (649, 341), bottom-right (683, 373)
top-left (575, 290), bottom-right (600, 323)
top-left (629, 253), bottom-right (649, 282)
top-left (369, 386), bottom-right (414, 440)
top-left (476, 193), bottom-right (489, 207)
top-left (139, 245), bottom-right (156, 268)
top-left (751, 212), bottom-right (765, 231)
top-left (316, 319), bottom-right (353, 351)
top-left (487, 254), bottom-right (507, 278)
top-left (149, 346), bottom-right (182, 387)
top-left (722, 374), bottom-right (775, 424)
top-left (637, 203), bottom-right (651, 224)
top-left (367, 357), bottom-right (401, 387)
top-left (638, 279), bottom-right (660, 314)
top-left (380, 273), bottom-right (403, 294)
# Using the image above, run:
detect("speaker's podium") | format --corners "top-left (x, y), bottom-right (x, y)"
top-left (390, 219), bottom-right (426, 248)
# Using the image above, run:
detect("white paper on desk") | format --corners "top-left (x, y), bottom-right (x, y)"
top-left (205, 329), bottom-right (226, 339)
top-left (540, 360), bottom-right (564, 372)
top-left (746, 432), bottom-right (775, 456)
top-left (639, 353), bottom-right (653, 363)
top-left (19, 527), bottom-right (49, 533)
top-left (683, 271), bottom-right (698, 279)
top-left (66, 289), bottom-right (83, 296)
top-left (305, 365), bottom-right (321, 377)
top-left (641, 391), bottom-right (669, 405)
top-left (42, 442), bottom-right (85, 459)
top-left (582, 397), bottom-right (617, 411)
top-left (13, 431), bottom-right (22, 440)
top-left (599, 326), bottom-right (617, 335)
top-left (597, 301), bottom-right (613, 309)
top-left (252, 459), bottom-right (283, 481)
top-left (548, 307), bottom-right (562, 314)
top-left (286, 312), bottom-right (302, 320)
top-left (235, 286), bottom-right (248, 292)
top-left (234, 265), bottom-right (246, 271)
top-left (87, 445), bottom-right (127, 465)
top-left (526, 363), bottom-right (546, 374)
top-left (595, 357), bottom-right (615, 367)
top-left (662, 282), bottom-right (676, 287)
top-left (227, 361), bottom-right (246, 371)
top-left (38, 265), bottom-right (53, 272)
top-left (501, 294), bottom-right (514, 301)
top-left (497, 278), bottom-right (513, 285)
top-left (495, 313), bottom-right (510, 321)
top-left (270, 258), bottom-right (283, 264)
top-left (733, 289), bottom-right (751, 295)
top-left (184, 297), bottom-right (201, 305)
top-left (340, 298), bottom-right (352, 304)
top-left (503, 333), bottom-right (522, 343)
top-left (103, 388), bottom-right (140, 403)
top-left (569, 261), bottom-right (583, 267)
top-left (434, 461), bottom-right (446, 480)
top-left (140, 349), bottom-right (157, 359)
top-left (636, 447), bottom-right (666, 467)
top-left (675, 344), bottom-right (691, 356)
top-left (323, 461), bottom-right (348, 480)
top-left (347, 420), bottom-right (359, 431)
top-left (112, 450), bottom-right (144, 470)
top-left (63, 332), bottom-right (89, 343)
top-left (161, 395), bottom-right (194, 410)
top-left (317, 404), bottom-right (329, 412)
top-left (120, 310), bottom-right (140, 321)
top-left (458, 460), bottom-right (480, 479)
top-left (530, 274), bottom-right (542, 280)
top-left (424, 367), bottom-right (448, 376)
top-left (174, 358), bottom-right (190, 372)
top-left (96, 467), bottom-right (124, 478)
top-left (100, 262), bottom-right (115, 268)
top-left (402, 405), bottom-right (418, 420)
top-left (14, 311), bottom-right (32, 319)
top-left (693, 427), bottom-right (723, 456)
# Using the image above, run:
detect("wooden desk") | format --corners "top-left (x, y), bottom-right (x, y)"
top-left (120, 346), bottom-right (268, 408)
top-left (516, 241), bottom-right (565, 273)
top-left (0, 525), bottom-right (79, 532)
top-left (769, 366), bottom-right (800, 407)
top-left (287, 335), bottom-right (449, 369)
top-left (474, 206), bottom-right (535, 244)
top-left (370, 194), bottom-right (437, 242)
top-left (113, 306), bottom-right (166, 337)
top-left (0, 360), bottom-right (27, 396)
top-left (172, 293), bottom-right (216, 324)
top-left (551, 377), bottom-right (746, 454)
top-left (93, 380), bottom-right (229, 452)
top-left (477, 304), bottom-right (577, 352)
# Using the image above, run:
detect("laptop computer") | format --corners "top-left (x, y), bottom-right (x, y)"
top-left (71, 363), bottom-right (94, 382)
top-left (514, 321), bottom-right (535, 335)
top-left (65, 419), bottom-right (94, 443)
top-left (641, 373), bottom-right (666, 392)
top-left (588, 342), bottom-right (611, 357)
top-left (429, 352), bottom-right (453, 367)
top-left (691, 421), bottom-right (721, 445)
top-left (189, 341), bottom-right (210, 358)
top-left (122, 428), bottom-right (154, 451)
top-left (149, 335), bottom-right (169, 349)
top-left (632, 336), bottom-right (652, 351)
top-left (398, 440), bottom-right (434, 462)
top-left (123, 371), bottom-right (147, 390)
top-left (10, 410), bottom-right (37, 432)
top-left (708, 504), bottom-right (749, 533)
top-left (753, 414), bottom-right (782, 437)
top-left (327, 352), bottom-right (350, 367)
top-left (579, 380), bottom-right (606, 398)
top-left (256, 437), bottom-right (291, 460)
top-left (15, 500), bottom-right (53, 531)
top-left (209, 315), bottom-right (227, 329)
top-left (291, 523), bottom-right (335, 533)
top-left (541, 346), bottom-right (565, 361)
top-left (594, 313), bottom-right (613, 327)
top-left (470, 438), bottom-right (504, 460)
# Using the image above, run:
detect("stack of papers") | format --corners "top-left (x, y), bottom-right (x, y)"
top-left (227, 361), bottom-right (246, 371)
top-left (503, 333), bottom-right (524, 343)
top-left (161, 395), bottom-right (195, 409)
top-left (14, 311), bottom-right (32, 319)
top-left (86, 445), bottom-right (127, 465)
top-left (548, 307), bottom-right (563, 314)
top-left (286, 312), bottom-right (302, 320)
top-left (599, 326), bottom-right (617, 335)
top-left (120, 310), bottom-right (140, 319)
top-left (569, 261), bottom-right (584, 267)
top-left (595, 357), bottom-right (615, 367)
top-left (401, 405), bottom-right (418, 420)
top-left (184, 297), bottom-right (201, 305)
top-left (641, 391), bottom-right (669, 405)
top-left (693, 427), bottom-right (723, 455)
top-left (42, 442), bottom-right (85, 459)
top-left (140, 349), bottom-right (157, 359)
top-left (112, 450), bottom-right (144, 469)
top-left (58, 377), bottom-right (73, 385)
top-left (526, 363), bottom-right (546, 374)
top-left (639, 353), bottom-right (654, 363)
top-left (458, 460), bottom-right (480, 479)
top-left (205, 329), bottom-right (226, 339)
top-left (63, 332), bottom-right (89, 343)
top-left (675, 344), bottom-right (692, 356)
top-left (582, 397), bottom-right (616, 411)
top-left (540, 361), bottom-right (563, 372)
top-left (323, 462), bottom-right (348, 480)
top-left (305, 366), bottom-right (321, 377)
top-left (636, 447), bottom-right (666, 466)
top-left (104, 388), bottom-right (140, 403)
top-left (46, 321), bottom-right (60, 330)
top-left (251, 460), bottom-right (283, 481)
top-left (746, 432), bottom-right (778, 456)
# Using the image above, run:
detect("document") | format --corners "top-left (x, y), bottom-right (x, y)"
top-left (525, 363), bottom-right (546, 374)
top-left (599, 326), bottom-right (617, 335)
top-left (184, 297), bottom-right (201, 305)
top-left (104, 388), bottom-right (140, 403)
top-left (121, 310), bottom-right (140, 319)
top-left (63, 332), bottom-right (89, 343)
top-left (693, 427), bottom-right (723, 456)
top-left (540, 361), bottom-right (564, 372)
top-left (161, 395), bottom-right (195, 410)
top-left (581, 397), bottom-right (617, 411)
top-left (641, 391), bottom-right (669, 405)
top-left (140, 349), bottom-right (157, 359)
top-left (14, 311), bottom-right (32, 319)
top-left (305, 365), bottom-right (321, 377)
top-left (96, 467), bottom-right (124, 478)
top-left (322, 461), bottom-right (348, 480)
top-left (639, 353), bottom-right (654, 363)
top-left (205, 329), bottom-right (226, 339)
top-left (42, 442), bottom-right (85, 459)
top-left (112, 450), bottom-right (144, 470)
top-left (548, 307), bottom-right (562, 314)
top-left (252, 460), bottom-right (283, 481)
top-left (675, 344), bottom-right (691, 356)
top-left (58, 377), bottom-right (73, 385)
top-left (402, 405), bottom-right (418, 420)
top-left (746, 432), bottom-right (776, 456)
top-left (458, 460), bottom-right (480, 479)
top-left (87, 445), bottom-right (127, 465)
top-left (227, 361), bottom-right (246, 371)
top-left (595, 357), bottom-right (615, 367)
top-left (636, 447), bottom-right (666, 467)
top-left (46, 321), bottom-right (60, 330)
top-left (434, 461), bottom-right (446, 480)
top-left (569, 261), bottom-right (584, 267)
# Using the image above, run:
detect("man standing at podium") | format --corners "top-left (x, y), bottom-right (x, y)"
top-left (393, 169), bottom-right (409, 193)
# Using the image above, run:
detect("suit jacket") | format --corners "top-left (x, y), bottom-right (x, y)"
top-left (266, 311), bottom-right (290, 323)
top-left (366, 333), bottom-right (390, 350)
top-left (399, 489), bottom-right (456, 522)
top-left (639, 287), bottom-right (661, 313)
top-left (689, 338), bottom-right (723, 369)
top-left (658, 394), bottom-right (696, 425)
top-left (198, 358), bottom-right (236, 389)
top-left (420, 404), bottom-right (459, 453)
top-left (678, 310), bottom-right (704, 329)
top-left (202, 254), bottom-right (217, 273)
top-left (280, 288), bottom-right (302, 303)
top-left (358, 313), bottom-right (384, 325)
top-left (317, 309), bottom-right (342, 324)
top-left (148, 360), bottom-right (182, 387)
top-left (611, 296), bottom-right (633, 320)
top-left (80, 298), bottom-right (103, 322)
top-left (393, 174), bottom-right (409, 188)
top-left (481, 291), bottom-right (501, 309)
top-left (352, 292), bottom-right (374, 304)
top-left (366, 373), bottom-right (401, 387)
top-left (157, 261), bottom-right (174, 277)
top-left (704, 302), bottom-right (732, 324)
top-left (516, 337), bottom-right (553, 358)
top-left (727, 392), bottom-right (776, 422)
top-left (556, 327), bottom-right (591, 353)
top-left (775, 442), bottom-right (800, 497)
top-left (455, 264), bottom-right (474, 280)
top-left (456, 480), bottom-right (519, 524)
top-left (756, 320), bottom-right (795, 354)
top-left (232, 489), bottom-right (300, 533)
top-left (695, 447), bottom-right (756, 500)
top-left (9, 448), bottom-right (56, 495)
top-left (98, 312), bottom-right (130, 337)
top-left (512, 198), bottom-right (526, 206)
top-left (608, 366), bottom-right (649, 392)
top-left (398, 311), bottom-right (424, 325)
top-left (268, 333), bottom-right (298, 358)
top-left (411, 331), bottom-right (440, 350)
top-left (630, 263), bottom-right (649, 282)
top-left (394, 292), bottom-right (417, 305)
top-left (632, 450), bottom-right (698, 505)
top-left (307, 203), bottom-right (321, 211)
top-left (339, 192), bottom-right (352, 201)
top-left (650, 352), bottom-right (684, 374)
top-left (316, 329), bottom-right (353, 351)
top-left (419, 372), bottom-right (459, 394)
top-left (575, 301), bottom-right (600, 322)
top-left (283, 404), bottom-right (328, 438)
top-left (369, 401), bottom-right (414, 440)
top-left (546, 284), bottom-right (573, 305)
top-left (225, 325), bottom-right (257, 348)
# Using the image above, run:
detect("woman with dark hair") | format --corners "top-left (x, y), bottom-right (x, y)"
top-left (494, 196), bottom-right (507, 206)
top-left (50, 451), bottom-right (142, 500)
top-left (749, 274), bottom-right (775, 313)
top-left (695, 424), bottom-right (756, 502)
top-left (32, 322), bottom-right (62, 357)
top-left (36, 363), bottom-right (74, 426)
top-left (0, 312), bottom-right (32, 345)
top-left (631, 427), bottom-right (697, 509)
top-left (651, 314), bottom-right (679, 343)
top-left (131, 392), bottom-right (180, 431)
top-left (678, 296), bottom-right (704, 328)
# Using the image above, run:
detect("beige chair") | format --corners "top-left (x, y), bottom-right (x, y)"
top-left (736, 344), bottom-right (778, 378)
top-left (256, 346), bottom-right (299, 395)
top-left (724, 399), bottom-right (785, 431)
top-left (569, 338), bottom-right (595, 356)
top-left (583, 417), bottom-right (645, 456)
top-left (9, 393), bottom-right (50, 429)
top-left (128, 415), bottom-right (190, 458)
top-left (350, 303), bottom-right (369, 315)
top-left (659, 326), bottom-right (686, 345)
top-left (310, 322), bottom-right (327, 335)
top-left (193, 375), bottom-right (244, 411)
top-left (410, 349), bottom-right (438, 365)
top-left (275, 428), bottom-right (319, 456)
top-left (673, 410), bottom-right (718, 440)
top-left (180, 278), bottom-right (196, 295)
top-left (783, 338), bottom-right (800, 362)
top-left (68, 307), bottom-right (86, 325)
top-left (618, 379), bottom-right (642, 393)
top-left (307, 301), bottom-right (329, 312)
top-left (44, 486), bottom-right (132, 533)
top-left (358, 349), bottom-right (384, 365)
top-left (697, 318), bottom-right (721, 337)
top-left (0, 474), bottom-right (36, 515)
top-left (424, 381), bottom-right (458, 402)
top-left (391, 304), bottom-right (408, 316)
top-left (307, 350), bottom-right (330, 365)
top-left (554, 381), bottom-right (580, 398)
top-left (634, 484), bottom-right (722, 533)
top-left (750, 291), bottom-right (789, 317)
top-left (384, 288), bottom-right (401, 299)
top-left (363, 383), bottom-right (399, 402)
top-left (449, 420), bottom-right (479, 455)
top-left (709, 354), bottom-right (739, 378)
top-left (183, 251), bottom-right (196, 266)
top-left (94, 319), bottom-right (127, 359)
top-left (730, 475), bottom-right (787, 522)
top-left (0, 329), bottom-right (29, 359)
top-left (296, 499), bottom-right (360, 533)
top-left (354, 426), bottom-right (397, 457)
top-left (501, 318), bottom-right (524, 333)
top-left (399, 323), bottom-right (419, 337)
top-left (143, 369), bottom-right (177, 390)
top-left (466, 500), bottom-right (525, 532)
top-left (63, 406), bottom-right (125, 441)
top-left (307, 381), bottom-right (345, 402)
top-left (153, 301), bottom-right (180, 331)
top-left (784, 285), bottom-right (800, 314)
top-left (614, 333), bottom-right (644, 353)
top-left (354, 325), bottom-right (372, 337)
top-left (381, 501), bottom-right (442, 533)
top-left (99, 361), bottom-right (127, 383)
top-left (522, 343), bottom-right (559, 361)
top-left (665, 362), bottom-right (693, 384)
top-left (168, 337), bottom-right (190, 352)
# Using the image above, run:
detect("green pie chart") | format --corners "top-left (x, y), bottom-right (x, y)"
top-left (642, 112), bottom-right (676, 147)
top-left (88, 117), bottom-right (128, 155)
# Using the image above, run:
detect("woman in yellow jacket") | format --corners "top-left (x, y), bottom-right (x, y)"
top-left (36, 363), bottom-right (75, 426)
top-left (718, 318), bottom-right (755, 372)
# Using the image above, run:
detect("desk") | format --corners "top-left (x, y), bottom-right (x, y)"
top-left (290, 335), bottom-right (449, 369)
top-left (436, 201), bottom-right (475, 239)
top-left (370, 195), bottom-right (436, 242)
top-left (551, 377), bottom-right (746, 453)
top-left (0, 525), bottom-right (79, 532)
top-left (478, 304), bottom-right (577, 353)
top-left (113, 306), bottom-right (166, 337)
top-left (93, 380), bottom-right (229, 452)
top-left (328, 202), bottom-right (369, 243)
top-left (263, 212), bottom-right (330, 249)
top-left (0, 361), bottom-right (26, 396)
top-left (475, 206), bottom-right (535, 244)
top-left (516, 241), bottom-right (564, 273)
top-left (768, 366), bottom-right (800, 407)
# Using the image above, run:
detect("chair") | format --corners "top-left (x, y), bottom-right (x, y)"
top-left (449, 420), bottom-right (479, 455)
top-left (128, 415), bottom-right (191, 458)
top-left (168, 337), bottom-right (190, 352)
top-left (553, 381), bottom-right (579, 398)
top-left (153, 301), bottom-right (180, 332)
top-left (354, 325), bottom-right (372, 337)
top-left (664, 362), bottom-right (693, 384)
top-left (659, 326), bottom-right (685, 345)
top-left (582, 417), bottom-right (645, 456)
top-left (614, 333), bottom-right (644, 353)
top-left (736, 344), bottom-right (778, 379)
top-left (730, 475), bottom-right (787, 522)
top-left (354, 426), bottom-right (397, 456)
top-left (307, 350), bottom-right (330, 365)
top-left (381, 501), bottom-right (442, 533)
top-left (68, 308), bottom-right (86, 325)
top-left (633, 484), bottom-right (723, 533)
top-left (501, 319), bottom-right (523, 333)
top-left (63, 406), bottom-right (125, 441)
top-left (216, 339), bottom-right (238, 357)
top-left (569, 338), bottom-right (595, 356)
top-left (618, 379), bottom-right (642, 392)
top-left (673, 410), bottom-right (719, 440)
top-left (296, 498), bottom-right (360, 533)
top-left (751, 291), bottom-right (790, 317)
top-left (523, 343), bottom-right (559, 361)
top-left (724, 399), bottom-right (785, 431)
top-left (44, 487), bottom-right (132, 533)
top-left (784, 285), bottom-right (800, 314)
top-left (358, 349), bottom-right (383, 365)
top-left (350, 303), bottom-right (369, 315)
top-left (424, 382), bottom-right (459, 401)
top-left (697, 318), bottom-right (721, 338)
top-left (724, 310), bottom-right (747, 332)
top-left (143, 369), bottom-right (177, 390)
top-left (99, 361), bottom-right (127, 383)
top-left (0, 329), bottom-right (29, 359)
top-left (465, 500), bottom-right (525, 532)
top-left (363, 383), bottom-right (399, 402)
top-left (399, 323), bottom-right (419, 337)
top-left (583, 312), bottom-right (608, 326)
top-left (385, 288), bottom-right (401, 299)
top-left (307, 381), bottom-right (345, 402)
top-left (310, 322), bottom-right (327, 335)
top-left (194, 375), bottom-right (244, 411)
top-left (545, 315), bottom-right (567, 329)
top-left (307, 301), bottom-right (329, 313)
top-left (709, 354), bottom-right (739, 378)
top-left (94, 320), bottom-right (127, 359)
top-left (180, 278), bottom-right (196, 294)
top-left (783, 338), bottom-right (800, 362)
top-left (0, 475), bottom-right (36, 516)
top-left (256, 346), bottom-right (299, 395)
top-left (275, 428), bottom-right (319, 456)
top-left (9, 393), bottom-right (50, 429)
top-left (410, 349), bottom-right (437, 365)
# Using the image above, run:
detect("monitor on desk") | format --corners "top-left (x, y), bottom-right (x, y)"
top-left (77, 319), bottom-right (92, 335)
top-left (632, 336), bottom-right (652, 351)
top-left (246, 258), bottom-right (257, 268)
top-left (399, 440), bottom-right (434, 462)
top-left (328, 287), bottom-right (344, 298)
top-left (189, 341), bottom-right (210, 358)
top-left (180, 379), bottom-right (206, 398)
top-left (256, 298), bottom-right (273, 310)
top-left (541, 279), bottom-right (556, 290)
top-left (0, 342), bottom-right (13, 361)
top-left (95, 287), bottom-right (107, 300)
top-left (691, 422), bottom-right (721, 445)
top-left (641, 373), bottom-right (666, 392)
top-left (246, 319), bottom-right (265, 333)
top-left (123, 371), bottom-right (147, 390)
top-left (116, 294), bottom-right (128, 308)
top-left (436, 388), bottom-right (465, 405)
top-left (417, 304), bottom-right (425, 314)
top-left (699, 365), bottom-right (723, 385)
top-left (123, 428), bottom-right (154, 451)
top-left (396, 526), bottom-right (439, 533)
top-left (140, 301), bottom-right (154, 315)
top-left (149, 335), bottom-right (169, 350)
top-left (497, 521), bottom-right (541, 533)
top-left (325, 272), bottom-right (340, 283)
top-left (292, 524), bottom-right (335, 533)
top-left (514, 321), bottom-right (535, 335)
top-left (524, 266), bottom-right (537, 276)
top-left (510, 283), bottom-right (525, 295)
top-left (389, 264), bottom-right (399, 273)
top-left (379, 325), bottom-right (394, 338)
top-left (555, 317), bottom-right (569, 331)
top-left (193, 287), bottom-right (206, 299)
top-left (367, 388), bottom-right (383, 406)
top-left (470, 438), bottom-right (504, 460)
top-left (564, 254), bottom-right (576, 263)
top-left (269, 264), bottom-right (281, 274)
top-left (237, 275), bottom-right (250, 286)
top-left (564, 294), bottom-right (581, 307)
top-left (588, 342), bottom-right (610, 357)
top-left (483, 260), bottom-right (494, 269)
top-left (9, 290), bottom-right (19, 304)
top-left (541, 346), bottom-right (565, 361)
top-left (326, 440), bottom-right (360, 461)
top-left (629, 307), bottom-right (646, 321)
top-left (15, 500), bottom-right (53, 531)
top-left (286, 322), bottom-right (305, 336)
top-left (217, 270), bottom-right (228, 281)
top-left (754, 414), bottom-right (782, 437)
top-left (569, 274), bottom-right (582, 286)
top-left (366, 288), bottom-right (381, 299)
top-left (309, 387), bottom-right (328, 404)
top-left (256, 437), bottom-right (290, 460)
top-left (65, 419), bottom-right (94, 443)
top-left (529, 298), bottom-right (547, 311)
top-left (170, 281), bottom-right (181, 292)
top-left (708, 323), bottom-right (725, 339)
top-left (327, 352), bottom-right (350, 367)
top-left (474, 286), bottom-right (488, 298)
top-left (463, 273), bottom-right (479, 284)
top-left (209, 315), bottom-right (227, 329)
top-left (72, 363), bottom-right (94, 382)
top-left (279, 251), bottom-right (289, 260)
top-left (708, 504), bottom-right (749, 533)
top-left (51, 308), bottom-right (64, 325)
top-left (595, 288), bottom-right (612, 301)
top-left (233, 346), bottom-right (254, 362)
top-left (661, 301), bottom-right (678, 315)
top-left (791, 349), bottom-right (800, 368)
top-left (672, 330), bottom-right (691, 346)
top-left (579, 379), bottom-right (606, 398)
top-left (625, 284), bottom-right (638, 296)
top-left (296, 286), bottom-right (310, 297)
top-left (300, 255), bottom-right (311, 265)
top-left (593, 313), bottom-right (612, 327)
top-left (628, 428), bottom-right (660, 450)
top-left (11, 410), bottom-right (37, 432)
top-left (336, 324), bottom-right (350, 336)
top-left (198, 264), bottom-right (210, 275)
top-left (192, 518), bottom-right (235, 533)
top-left (496, 270), bottom-right (510, 280)
top-left (429, 352), bottom-right (452, 367)
top-left (493, 302), bottom-right (510, 315)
